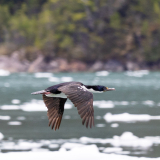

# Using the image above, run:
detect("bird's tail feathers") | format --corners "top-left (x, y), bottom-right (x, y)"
top-left (31, 90), bottom-right (46, 95)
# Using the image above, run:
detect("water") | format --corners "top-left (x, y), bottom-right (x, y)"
top-left (0, 70), bottom-right (160, 159)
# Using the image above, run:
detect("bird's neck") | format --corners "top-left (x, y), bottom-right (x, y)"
top-left (84, 85), bottom-right (103, 93)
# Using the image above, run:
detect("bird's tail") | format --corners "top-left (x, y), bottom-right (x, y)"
top-left (31, 90), bottom-right (46, 95)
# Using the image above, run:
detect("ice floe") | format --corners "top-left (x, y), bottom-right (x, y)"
top-left (0, 99), bottom-right (72, 112)
top-left (142, 100), bottom-right (155, 106)
top-left (110, 123), bottom-right (119, 128)
top-left (125, 70), bottom-right (149, 77)
top-left (1, 105), bottom-right (20, 110)
top-left (96, 71), bottom-right (109, 76)
top-left (64, 104), bottom-right (72, 109)
top-left (20, 100), bottom-right (47, 112)
top-left (34, 73), bottom-right (53, 78)
top-left (80, 132), bottom-right (157, 149)
top-left (103, 147), bottom-right (122, 153)
top-left (48, 77), bottom-right (59, 82)
top-left (93, 100), bottom-right (114, 108)
top-left (49, 76), bottom-right (73, 82)
top-left (0, 151), bottom-right (160, 160)
top-left (104, 113), bottom-right (160, 122)
top-left (61, 142), bottom-right (85, 150)
top-left (11, 99), bottom-right (21, 104)
top-left (0, 69), bottom-right (10, 76)
top-left (0, 115), bottom-right (11, 120)
top-left (0, 133), bottom-right (160, 159)
top-left (96, 124), bottom-right (106, 127)
top-left (0, 132), bottom-right (4, 140)
top-left (8, 121), bottom-right (22, 125)
top-left (61, 77), bottom-right (73, 82)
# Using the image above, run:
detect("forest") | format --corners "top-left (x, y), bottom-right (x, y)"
top-left (0, 0), bottom-right (160, 68)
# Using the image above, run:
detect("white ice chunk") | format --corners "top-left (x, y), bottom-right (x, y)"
top-left (0, 69), bottom-right (10, 76)
top-left (8, 121), bottom-right (22, 125)
top-left (104, 113), bottom-right (160, 123)
top-left (11, 99), bottom-right (21, 104)
top-left (34, 73), bottom-right (53, 78)
top-left (96, 71), bottom-right (109, 76)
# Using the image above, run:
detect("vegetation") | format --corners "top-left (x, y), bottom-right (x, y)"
top-left (1, 0), bottom-right (160, 64)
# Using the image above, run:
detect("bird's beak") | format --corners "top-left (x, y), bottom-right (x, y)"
top-left (105, 87), bottom-right (115, 91)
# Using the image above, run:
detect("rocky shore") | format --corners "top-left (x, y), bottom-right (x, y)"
top-left (0, 51), bottom-right (156, 73)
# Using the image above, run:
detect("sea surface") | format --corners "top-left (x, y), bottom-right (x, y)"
top-left (0, 70), bottom-right (160, 160)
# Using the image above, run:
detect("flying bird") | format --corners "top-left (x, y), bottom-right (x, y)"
top-left (31, 81), bottom-right (115, 130)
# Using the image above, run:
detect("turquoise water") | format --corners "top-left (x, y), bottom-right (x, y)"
top-left (0, 71), bottom-right (160, 158)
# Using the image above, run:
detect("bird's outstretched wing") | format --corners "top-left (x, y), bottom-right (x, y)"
top-left (58, 82), bottom-right (94, 128)
top-left (43, 95), bottom-right (67, 130)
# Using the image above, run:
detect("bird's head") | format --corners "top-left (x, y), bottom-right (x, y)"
top-left (94, 85), bottom-right (115, 92)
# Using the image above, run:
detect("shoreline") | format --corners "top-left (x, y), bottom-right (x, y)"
top-left (0, 52), bottom-right (159, 73)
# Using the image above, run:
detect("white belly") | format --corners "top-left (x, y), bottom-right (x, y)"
top-left (45, 92), bottom-right (67, 98)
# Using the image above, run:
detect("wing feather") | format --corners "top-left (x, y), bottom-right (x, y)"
top-left (43, 95), bottom-right (67, 131)
top-left (58, 82), bottom-right (94, 128)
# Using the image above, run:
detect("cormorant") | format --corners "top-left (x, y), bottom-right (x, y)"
top-left (31, 81), bottom-right (115, 130)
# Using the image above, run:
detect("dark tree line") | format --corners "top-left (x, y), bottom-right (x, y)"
top-left (0, 0), bottom-right (160, 65)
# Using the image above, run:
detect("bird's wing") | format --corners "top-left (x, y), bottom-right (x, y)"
top-left (58, 83), bottom-right (94, 128)
top-left (43, 95), bottom-right (67, 130)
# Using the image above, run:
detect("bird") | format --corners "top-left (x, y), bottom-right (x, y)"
top-left (31, 81), bottom-right (115, 131)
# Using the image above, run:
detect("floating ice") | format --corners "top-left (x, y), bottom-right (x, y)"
top-left (0, 132), bottom-right (4, 140)
top-left (111, 123), bottom-right (119, 128)
top-left (93, 101), bottom-right (114, 108)
top-left (0, 115), bottom-right (11, 120)
top-left (104, 113), bottom-right (160, 122)
top-left (17, 116), bottom-right (26, 120)
top-left (1, 105), bottom-right (20, 110)
top-left (114, 101), bottom-right (129, 105)
top-left (0, 135), bottom-right (160, 159)
top-left (61, 77), bottom-right (73, 82)
top-left (2, 141), bottom-right (43, 151)
top-left (8, 121), bottom-right (22, 125)
top-left (34, 72), bottom-right (53, 78)
top-left (96, 71), bottom-right (109, 76)
top-left (61, 143), bottom-right (85, 150)
top-left (64, 104), bottom-right (72, 109)
top-left (96, 124), bottom-right (105, 127)
top-left (48, 144), bottom-right (59, 149)
top-left (112, 132), bottom-right (153, 148)
top-left (80, 132), bottom-right (154, 149)
top-left (96, 116), bottom-right (102, 119)
top-left (0, 151), bottom-right (160, 160)
top-left (0, 69), bottom-right (10, 76)
top-left (142, 100), bottom-right (155, 106)
top-left (48, 77), bottom-right (59, 82)
top-left (125, 70), bottom-right (149, 77)
top-left (103, 147), bottom-right (122, 153)
top-left (11, 99), bottom-right (21, 104)
top-left (0, 99), bottom-right (72, 112)
top-left (64, 115), bottom-right (71, 119)
top-left (20, 100), bottom-right (47, 112)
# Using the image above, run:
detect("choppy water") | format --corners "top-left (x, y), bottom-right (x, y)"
top-left (0, 70), bottom-right (160, 159)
